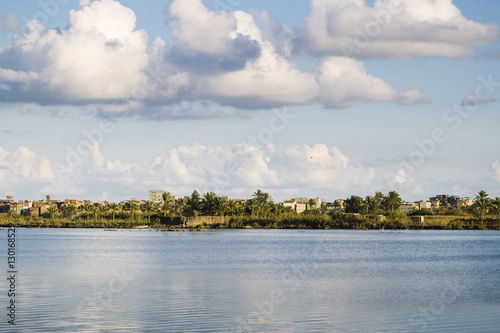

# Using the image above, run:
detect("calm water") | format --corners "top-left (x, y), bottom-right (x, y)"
top-left (1, 229), bottom-right (500, 332)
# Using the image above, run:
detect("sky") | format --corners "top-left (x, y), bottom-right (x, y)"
top-left (0, 0), bottom-right (499, 203)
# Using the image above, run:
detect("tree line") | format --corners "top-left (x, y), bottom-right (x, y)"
top-left (2, 189), bottom-right (499, 230)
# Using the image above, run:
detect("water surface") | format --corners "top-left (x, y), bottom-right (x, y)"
top-left (1, 229), bottom-right (499, 332)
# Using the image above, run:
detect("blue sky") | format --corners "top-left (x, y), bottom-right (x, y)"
top-left (0, 0), bottom-right (499, 203)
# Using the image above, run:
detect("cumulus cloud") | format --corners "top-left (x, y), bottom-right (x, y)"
top-left (305, 0), bottom-right (500, 58)
top-left (0, 146), bottom-right (55, 197)
top-left (0, 0), bottom-right (429, 113)
top-left (0, 0), bottom-right (151, 103)
top-left (1, 13), bottom-right (22, 32)
top-left (397, 89), bottom-right (430, 105)
top-left (167, 2), bottom-right (319, 107)
top-left (316, 57), bottom-right (397, 107)
top-left (0, 143), bottom-right (377, 201)
top-left (461, 93), bottom-right (496, 106)
top-left (491, 161), bottom-right (500, 183)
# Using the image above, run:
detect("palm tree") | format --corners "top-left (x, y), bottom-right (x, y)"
top-left (128, 203), bottom-right (139, 220)
top-left (83, 204), bottom-right (94, 220)
top-left (98, 205), bottom-right (109, 220)
top-left (226, 200), bottom-right (239, 216)
top-left (333, 200), bottom-right (342, 211)
top-left (91, 207), bottom-right (101, 222)
top-left (492, 197), bottom-right (500, 230)
top-left (47, 206), bottom-right (59, 220)
top-left (201, 192), bottom-right (218, 216)
top-left (253, 189), bottom-right (272, 204)
top-left (477, 190), bottom-right (489, 200)
top-left (108, 203), bottom-right (121, 221)
top-left (162, 192), bottom-right (174, 217)
top-left (365, 196), bottom-right (380, 214)
top-left (175, 198), bottom-right (187, 217)
top-left (384, 191), bottom-right (401, 212)
top-left (141, 202), bottom-right (156, 224)
top-left (214, 196), bottom-right (228, 216)
top-left (474, 190), bottom-right (491, 225)
top-left (248, 201), bottom-right (260, 217)
top-left (261, 202), bottom-right (273, 217)
top-left (66, 205), bottom-right (77, 219)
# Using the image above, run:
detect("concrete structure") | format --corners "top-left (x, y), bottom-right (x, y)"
top-left (296, 202), bottom-right (307, 214)
top-left (149, 189), bottom-right (166, 204)
top-left (121, 197), bottom-right (144, 205)
top-left (430, 195), bottom-right (451, 208)
top-left (456, 197), bottom-right (474, 208)
top-left (430, 199), bottom-right (440, 209)
top-left (64, 199), bottom-right (82, 206)
top-left (9, 201), bottom-right (32, 215)
top-left (419, 200), bottom-right (432, 210)
top-left (31, 201), bottom-right (57, 216)
top-left (282, 197), bottom-right (323, 213)
top-left (411, 216), bottom-right (425, 223)
top-left (401, 201), bottom-right (417, 214)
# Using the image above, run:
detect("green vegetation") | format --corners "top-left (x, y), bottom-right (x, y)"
top-left (1, 189), bottom-right (499, 230)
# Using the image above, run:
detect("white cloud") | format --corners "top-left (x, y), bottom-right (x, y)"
top-left (462, 93), bottom-right (496, 106)
top-left (0, 0), bottom-right (149, 102)
top-left (1, 13), bottom-right (22, 32)
top-left (316, 57), bottom-right (397, 107)
top-left (167, 1), bottom-right (319, 107)
top-left (397, 89), bottom-right (430, 105)
top-left (168, 0), bottom-right (237, 55)
top-left (491, 161), bottom-right (500, 183)
top-left (305, 0), bottom-right (500, 58)
top-left (0, 0), bottom-right (449, 113)
top-left (0, 146), bottom-right (55, 187)
top-left (0, 143), bottom-right (375, 201)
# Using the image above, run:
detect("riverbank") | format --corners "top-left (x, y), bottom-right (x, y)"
top-left (1, 214), bottom-right (499, 230)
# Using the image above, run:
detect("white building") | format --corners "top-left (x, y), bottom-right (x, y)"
top-left (282, 197), bottom-right (323, 213)
top-left (419, 200), bottom-right (432, 210)
top-left (149, 190), bottom-right (166, 204)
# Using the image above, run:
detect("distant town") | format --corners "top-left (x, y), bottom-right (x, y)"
top-left (0, 190), bottom-right (481, 217)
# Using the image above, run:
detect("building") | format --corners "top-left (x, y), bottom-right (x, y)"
top-left (308, 197), bottom-right (325, 210)
top-left (449, 196), bottom-right (474, 208)
top-left (295, 202), bottom-right (307, 214)
top-left (411, 216), bottom-right (425, 224)
top-left (31, 201), bottom-right (57, 216)
top-left (419, 200), bottom-right (432, 210)
top-left (64, 199), bottom-right (82, 207)
top-left (9, 201), bottom-right (32, 215)
top-left (401, 201), bottom-right (417, 214)
top-left (430, 195), bottom-right (451, 208)
top-left (456, 197), bottom-right (474, 208)
top-left (149, 189), bottom-right (165, 204)
top-left (281, 197), bottom-right (321, 214)
top-left (121, 197), bottom-right (144, 205)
